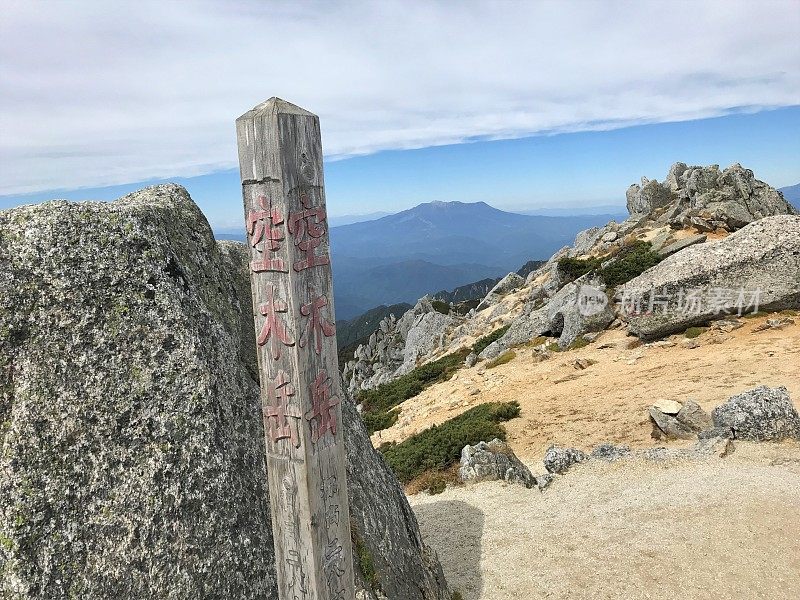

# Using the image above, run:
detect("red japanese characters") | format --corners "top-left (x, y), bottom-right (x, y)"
top-left (300, 290), bottom-right (336, 356)
top-left (247, 195), bottom-right (288, 273)
top-left (263, 370), bottom-right (302, 448)
top-left (288, 190), bottom-right (330, 272)
top-left (257, 284), bottom-right (295, 360)
top-left (305, 370), bottom-right (340, 444)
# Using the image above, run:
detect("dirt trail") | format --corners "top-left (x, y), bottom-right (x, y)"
top-left (372, 314), bottom-right (800, 462)
top-left (409, 442), bottom-right (800, 600)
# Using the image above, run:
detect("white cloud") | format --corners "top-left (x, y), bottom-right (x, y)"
top-left (1, 0), bottom-right (798, 195)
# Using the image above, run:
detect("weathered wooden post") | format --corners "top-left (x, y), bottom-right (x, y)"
top-left (236, 98), bottom-right (355, 599)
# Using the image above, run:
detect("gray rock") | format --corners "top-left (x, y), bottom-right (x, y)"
top-left (476, 272), bottom-right (524, 310)
top-left (477, 340), bottom-right (504, 361)
top-left (626, 176), bottom-right (675, 215)
top-left (675, 399), bottom-right (713, 433)
top-left (0, 185), bottom-right (451, 600)
top-left (535, 473), bottom-right (556, 491)
top-left (465, 352), bottom-right (478, 368)
top-left (601, 231), bottom-right (618, 243)
top-left (711, 386), bottom-right (800, 441)
top-left (649, 407), bottom-right (696, 440)
top-left (459, 439), bottom-right (535, 488)
top-left (620, 215), bottom-right (800, 339)
top-left (499, 273), bottom-right (614, 351)
top-left (590, 443), bottom-right (631, 461)
top-left (657, 233), bottom-right (707, 257)
top-left (543, 445), bottom-right (588, 474)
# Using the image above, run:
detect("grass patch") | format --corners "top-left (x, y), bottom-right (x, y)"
top-left (684, 326), bottom-right (709, 339)
top-left (471, 325), bottom-right (510, 355)
top-left (452, 592), bottom-right (465, 600)
top-left (486, 349), bottom-right (516, 369)
top-left (780, 309), bottom-right (799, 317)
top-left (358, 348), bottom-right (470, 434)
top-left (547, 342), bottom-right (561, 352)
top-left (380, 401), bottom-right (521, 483)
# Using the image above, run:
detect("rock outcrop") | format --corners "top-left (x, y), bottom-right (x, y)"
top-left (620, 215), bottom-right (800, 339)
top-left (459, 439), bottom-right (535, 488)
top-left (712, 386), bottom-right (800, 441)
top-left (343, 296), bottom-right (460, 394)
top-left (626, 162), bottom-right (796, 229)
top-left (0, 185), bottom-right (450, 600)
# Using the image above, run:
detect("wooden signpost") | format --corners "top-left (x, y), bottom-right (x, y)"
top-left (236, 98), bottom-right (355, 600)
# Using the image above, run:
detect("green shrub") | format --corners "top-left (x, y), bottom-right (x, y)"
top-left (547, 342), bottom-right (561, 352)
top-left (599, 241), bottom-right (662, 286)
top-left (684, 326), bottom-right (708, 339)
top-left (472, 325), bottom-right (510, 355)
top-left (380, 401), bottom-right (521, 483)
top-left (452, 592), bottom-right (464, 600)
top-left (359, 349), bottom-right (470, 434)
top-left (557, 256), bottom-right (602, 280)
top-left (431, 300), bottom-right (451, 315)
top-left (486, 350), bottom-right (516, 369)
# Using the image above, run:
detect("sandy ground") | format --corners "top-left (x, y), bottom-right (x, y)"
top-left (372, 313), bottom-right (800, 462)
top-left (409, 442), bottom-right (800, 600)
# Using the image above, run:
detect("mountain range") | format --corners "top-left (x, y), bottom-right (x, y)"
top-left (214, 200), bottom-right (636, 319)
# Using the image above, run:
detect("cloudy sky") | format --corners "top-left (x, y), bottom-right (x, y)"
top-left (1, 0), bottom-right (799, 226)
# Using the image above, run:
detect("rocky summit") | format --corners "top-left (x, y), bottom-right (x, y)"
top-left (0, 185), bottom-right (450, 600)
top-left (626, 162), bottom-right (796, 229)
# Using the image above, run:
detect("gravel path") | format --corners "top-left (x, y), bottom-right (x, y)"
top-left (409, 442), bottom-right (800, 600)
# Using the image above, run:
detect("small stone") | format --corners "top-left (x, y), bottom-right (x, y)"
top-left (543, 446), bottom-right (588, 474)
top-left (535, 473), bottom-right (556, 491)
top-left (573, 358), bottom-right (597, 370)
top-left (591, 443), bottom-right (631, 461)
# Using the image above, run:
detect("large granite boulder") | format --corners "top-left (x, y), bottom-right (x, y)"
top-left (619, 215), bottom-right (800, 339)
top-left (712, 386), bottom-right (800, 441)
top-left (0, 185), bottom-right (450, 600)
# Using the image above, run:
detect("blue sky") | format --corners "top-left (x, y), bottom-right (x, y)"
top-left (2, 106), bottom-right (798, 231)
top-left (2, 1), bottom-right (799, 230)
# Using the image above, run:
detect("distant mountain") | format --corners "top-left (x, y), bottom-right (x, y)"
top-left (779, 184), bottom-right (800, 210)
top-left (329, 201), bottom-right (612, 316)
top-left (330, 201), bottom-right (615, 268)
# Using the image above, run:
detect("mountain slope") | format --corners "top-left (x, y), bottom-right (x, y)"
top-left (779, 183), bottom-right (800, 210)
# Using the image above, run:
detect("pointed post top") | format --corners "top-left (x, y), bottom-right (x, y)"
top-left (237, 97), bottom-right (316, 122)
